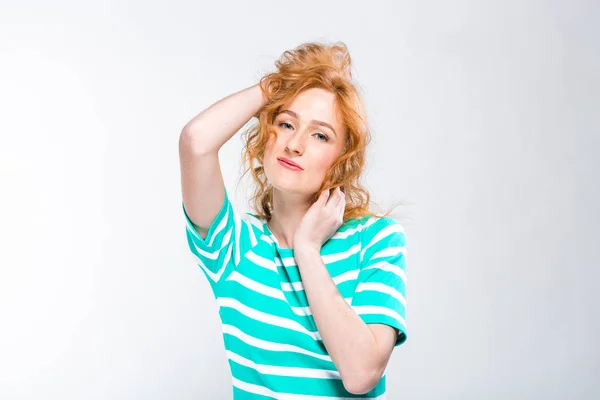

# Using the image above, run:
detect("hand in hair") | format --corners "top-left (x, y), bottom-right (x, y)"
top-left (293, 187), bottom-right (346, 252)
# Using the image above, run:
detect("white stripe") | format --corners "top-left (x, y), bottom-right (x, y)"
top-left (224, 270), bottom-right (354, 318)
top-left (233, 207), bottom-right (242, 266)
top-left (260, 234), bottom-right (275, 245)
top-left (352, 305), bottom-right (407, 329)
top-left (190, 240), bottom-right (233, 283)
top-left (288, 297), bottom-right (353, 317)
top-left (370, 246), bottom-right (406, 261)
top-left (278, 256), bottom-right (297, 267)
top-left (280, 269), bottom-right (359, 292)
top-left (226, 350), bottom-right (341, 379)
top-left (287, 304), bottom-right (311, 317)
top-left (205, 206), bottom-right (230, 247)
top-left (191, 254), bottom-right (222, 283)
top-left (333, 269), bottom-right (360, 285)
top-left (244, 250), bottom-right (278, 272)
top-left (244, 213), bottom-right (264, 231)
top-left (280, 280), bottom-right (305, 292)
top-left (225, 271), bottom-right (285, 301)
top-left (277, 244), bottom-right (361, 267)
top-left (330, 216), bottom-right (378, 239)
top-left (355, 282), bottom-right (406, 307)
top-left (244, 218), bottom-right (258, 247)
top-left (188, 227), bottom-right (232, 260)
top-left (362, 260), bottom-right (407, 285)
top-left (321, 243), bottom-right (361, 264)
top-left (232, 377), bottom-right (277, 398)
top-left (222, 324), bottom-right (333, 361)
top-left (217, 297), bottom-right (322, 340)
top-left (183, 203), bottom-right (228, 248)
top-left (360, 223), bottom-right (405, 262)
top-left (231, 377), bottom-right (388, 400)
top-left (218, 241), bottom-right (233, 283)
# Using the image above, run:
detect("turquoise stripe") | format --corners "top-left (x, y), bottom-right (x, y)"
top-left (184, 187), bottom-right (408, 398)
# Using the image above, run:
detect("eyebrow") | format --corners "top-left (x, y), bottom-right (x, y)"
top-left (277, 109), bottom-right (337, 138)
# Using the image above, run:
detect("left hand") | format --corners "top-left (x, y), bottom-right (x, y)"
top-left (293, 187), bottom-right (346, 252)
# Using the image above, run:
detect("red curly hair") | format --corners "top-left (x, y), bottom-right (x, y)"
top-left (239, 41), bottom-right (398, 223)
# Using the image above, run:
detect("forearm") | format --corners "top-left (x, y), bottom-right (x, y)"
top-left (294, 247), bottom-right (380, 394)
top-left (181, 83), bottom-right (268, 154)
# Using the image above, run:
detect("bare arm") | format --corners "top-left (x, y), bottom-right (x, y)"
top-left (180, 83), bottom-right (268, 154)
top-left (179, 83), bottom-right (268, 237)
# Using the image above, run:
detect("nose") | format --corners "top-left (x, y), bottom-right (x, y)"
top-left (284, 129), bottom-right (306, 155)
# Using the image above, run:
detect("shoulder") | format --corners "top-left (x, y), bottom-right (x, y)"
top-left (331, 214), bottom-right (405, 245)
top-left (243, 212), bottom-right (269, 235)
top-left (357, 215), bottom-right (406, 246)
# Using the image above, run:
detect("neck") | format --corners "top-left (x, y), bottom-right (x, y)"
top-left (267, 188), bottom-right (313, 249)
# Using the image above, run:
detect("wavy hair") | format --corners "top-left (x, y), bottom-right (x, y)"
top-left (239, 41), bottom-right (400, 223)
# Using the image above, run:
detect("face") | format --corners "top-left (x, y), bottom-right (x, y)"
top-left (263, 87), bottom-right (346, 197)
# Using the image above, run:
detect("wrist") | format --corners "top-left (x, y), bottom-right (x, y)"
top-left (255, 82), bottom-right (269, 105)
top-left (294, 242), bottom-right (321, 257)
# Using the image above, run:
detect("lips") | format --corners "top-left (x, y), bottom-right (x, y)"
top-left (277, 157), bottom-right (303, 170)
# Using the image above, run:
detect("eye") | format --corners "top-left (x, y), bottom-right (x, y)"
top-left (277, 122), bottom-right (329, 142)
top-left (314, 133), bottom-right (329, 142)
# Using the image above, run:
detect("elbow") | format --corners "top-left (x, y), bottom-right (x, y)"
top-left (180, 120), bottom-right (199, 140)
top-left (342, 367), bottom-right (383, 395)
top-left (179, 125), bottom-right (216, 156)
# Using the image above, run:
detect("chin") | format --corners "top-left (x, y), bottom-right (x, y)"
top-left (271, 182), bottom-right (304, 194)
top-left (265, 166), bottom-right (319, 195)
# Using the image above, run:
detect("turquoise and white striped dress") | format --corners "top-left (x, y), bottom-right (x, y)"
top-left (182, 187), bottom-right (408, 399)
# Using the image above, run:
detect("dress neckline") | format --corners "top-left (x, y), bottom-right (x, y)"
top-left (262, 219), bottom-right (295, 255)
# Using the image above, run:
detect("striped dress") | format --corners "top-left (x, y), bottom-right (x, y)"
top-left (182, 187), bottom-right (408, 399)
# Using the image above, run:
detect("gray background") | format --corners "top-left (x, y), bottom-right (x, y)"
top-left (1, 0), bottom-right (598, 399)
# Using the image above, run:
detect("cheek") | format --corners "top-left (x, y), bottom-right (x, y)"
top-left (263, 135), bottom-right (274, 155)
top-left (263, 136), bottom-right (279, 173)
top-left (313, 153), bottom-right (338, 175)
top-left (265, 132), bottom-right (279, 151)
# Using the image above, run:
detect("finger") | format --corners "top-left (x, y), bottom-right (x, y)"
top-left (334, 187), bottom-right (344, 208)
top-left (338, 189), bottom-right (346, 212)
top-left (319, 189), bottom-right (330, 204)
top-left (324, 187), bottom-right (339, 208)
top-left (338, 201), bottom-right (345, 219)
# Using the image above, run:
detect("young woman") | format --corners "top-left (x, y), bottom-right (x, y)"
top-left (179, 41), bottom-right (408, 399)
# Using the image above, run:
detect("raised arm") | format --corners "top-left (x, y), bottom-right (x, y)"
top-left (179, 83), bottom-right (268, 238)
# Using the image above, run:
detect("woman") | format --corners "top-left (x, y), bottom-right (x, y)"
top-left (179, 41), bottom-right (408, 399)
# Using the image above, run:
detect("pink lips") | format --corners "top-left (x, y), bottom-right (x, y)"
top-left (277, 157), bottom-right (303, 171)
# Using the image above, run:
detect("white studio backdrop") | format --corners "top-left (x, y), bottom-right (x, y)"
top-left (1, 0), bottom-right (598, 399)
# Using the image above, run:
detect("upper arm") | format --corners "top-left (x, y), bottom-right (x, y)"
top-left (179, 130), bottom-right (259, 288)
top-left (179, 130), bottom-right (225, 239)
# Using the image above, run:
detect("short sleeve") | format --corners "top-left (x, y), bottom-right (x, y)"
top-left (182, 186), bottom-right (258, 288)
top-left (351, 217), bottom-right (408, 347)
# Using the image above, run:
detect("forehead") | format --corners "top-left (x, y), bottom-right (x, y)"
top-left (278, 88), bottom-right (343, 128)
